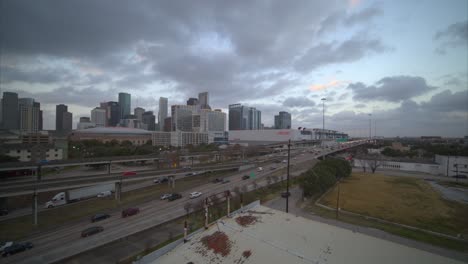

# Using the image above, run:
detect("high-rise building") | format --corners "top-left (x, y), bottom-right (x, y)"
top-left (163, 117), bottom-right (172, 132)
top-left (19, 98), bottom-right (41, 132)
top-left (171, 105), bottom-right (198, 132)
top-left (142, 111), bottom-right (156, 131)
top-left (274, 111), bottom-right (292, 129)
top-left (187, 98), bottom-right (198, 106)
top-left (228, 104), bottom-right (261, 130)
top-left (248, 107), bottom-right (261, 130)
top-left (56, 104), bottom-right (68, 132)
top-left (77, 117), bottom-right (95, 130)
top-left (198, 92), bottom-right (210, 109)
top-left (118, 92), bottom-right (131, 119)
top-left (104, 101), bottom-right (120, 126)
top-left (195, 109), bottom-right (226, 132)
top-left (158, 97), bottom-right (168, 131)
top-left (2, 92), bottom-right (19, 130)
top-left (91, 107), bottom-right (106, 127)
top-left (62, 111), bottom-right (73, 132)
top-left (134, 107), bottom-right (145, 122)
top-left (39, 109), bottom-right (43, 131)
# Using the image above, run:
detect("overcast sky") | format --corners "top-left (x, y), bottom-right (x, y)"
top-left (1, 0), bottom-right (467, 137)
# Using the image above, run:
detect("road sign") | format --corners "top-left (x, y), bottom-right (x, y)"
top-left (250, 171), bottom-right (255, 179)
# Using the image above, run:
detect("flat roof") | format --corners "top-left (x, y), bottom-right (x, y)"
top-left (153, 205), bottom-right (463, 264)
top-left (73, 126), bottom-right (151, 135)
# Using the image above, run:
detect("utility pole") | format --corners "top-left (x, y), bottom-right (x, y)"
top-left (204, 198), bottom-right (209, 229)
top-left (336, 180), bottom-right (340, 219)
top-left (286, 139), bottom-right (291, 213)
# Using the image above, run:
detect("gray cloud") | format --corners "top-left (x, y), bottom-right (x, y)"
top-left (434, 20), bottom-right (468, 54)
top-left (420, 89), bottom-right (468, 113)
top-left (344, 5), bottom-right (382, 26)
top-left (283, 97), bottom-right (316, 108)
top-left (294, 34), bottom-right (388, 72)
top-left (354, 103), bottom-right (366, 108)
top-left (349, 76), bottom-right (437, 102)
top-left (0, 65), bottom-right (78, 84)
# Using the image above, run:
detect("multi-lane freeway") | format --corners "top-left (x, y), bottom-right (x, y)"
top-left (0, 140), bottom-right (365, 264)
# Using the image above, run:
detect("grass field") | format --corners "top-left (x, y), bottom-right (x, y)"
top-left (320, 172), bottom-right (468, 237)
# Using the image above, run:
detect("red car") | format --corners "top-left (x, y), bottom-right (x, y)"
top-left (122, 207), bottom-right (140, 218)
top-left (123, 171), bottom-right (137, 176)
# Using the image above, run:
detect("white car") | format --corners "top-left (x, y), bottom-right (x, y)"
top-left (0, 241), bottom-right (13, 253)
top-left (97, 191), bottom-right (112, 198)
top-left (189, 192), bottom-right (202, 199)
top-left (160, 193), bottom-right (172, 200)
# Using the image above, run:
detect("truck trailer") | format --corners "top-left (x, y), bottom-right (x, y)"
top-left (45, 183), bottom-right (115, 208)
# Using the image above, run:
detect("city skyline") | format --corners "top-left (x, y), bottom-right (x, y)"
top-left (0, 1), bottom-right (467, 137)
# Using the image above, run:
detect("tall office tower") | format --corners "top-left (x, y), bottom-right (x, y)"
top-left (274, 111), bottom-right (292, 129)
top-left (187, 98), bottom-right (198, 106)
top-left (56, 104), bottom-right (68, 132)
top-left (134, 107), bottom-right (145, 122)
top-left (91, 107), bottom-right (106, 127)
top-left (38, 109), bottom-right (43, 131)
top-left (142, 111), bottom-right (156, 131)
top-left (2, 92), bottom-right (19, 130)
top-left (248, 107), bottom-right (261, 130)
top-left (105, 101), bottom-right (120, 126)
top-left (196, 109), bottom-right (226, 132)
top-left (228, 104), bottom-right (248, 130)
top-left (118, 92), bottom-right (131, 119)
top-left (171, 105), bottom-right (198, 131)
top-left (198, 92), bottom-right (210, 109)
top-left (62, 111), bottom-right (73, 132)
top-left (19, 98), bottom-right (40, 132)
top-left (158, 97), bottom-right (168, 131)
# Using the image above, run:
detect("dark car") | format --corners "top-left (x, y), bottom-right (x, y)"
top-left (91, 213), bottom-right (110, 222)
top-left (122, 207), bottom-right (140, 218)
top-left (0, 209), bottom-right (8, 216)
top-left (168, 193), bottom-right (182, 201)
top-left (242, 175), bottom-right (250, 180)
top-left (281, 192), bottom-right (291, 198)
top-left (221, 178), bottom-right (230, 184)
top-left (2, 242), bottom-right (33, 257)
top-left (212, 178), bottom-right (222, 183)
top-left (81, 226), bottom-right (104, 237)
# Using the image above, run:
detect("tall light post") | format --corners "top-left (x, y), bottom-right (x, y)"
top-left (368, 114), bottom-right (372, 140)
top-left (321, 98), bottom-right (326, 139)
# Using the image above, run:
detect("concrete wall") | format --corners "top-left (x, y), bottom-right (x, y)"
top-left (354, 159), bottom-right (439, 175)
top-left (435, 155), bottom-right (468, 177)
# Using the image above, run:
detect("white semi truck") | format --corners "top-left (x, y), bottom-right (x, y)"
top-left (45, 183), bottom-right (115, 208)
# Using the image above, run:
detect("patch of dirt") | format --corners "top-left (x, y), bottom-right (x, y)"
top-left (242, 250), bottom-right (252, 258)
top-left (235, 215), bottom-right (259, 227)
top-left (200, 231), bottom-right (231, 257)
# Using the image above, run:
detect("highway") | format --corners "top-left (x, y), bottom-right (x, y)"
top-left (0, 141), bottom-right (365, 264)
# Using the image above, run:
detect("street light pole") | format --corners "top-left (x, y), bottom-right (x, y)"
top-left (368, 114), bottom-right (372, 141)
top-left (321, 98), bottom-right (326, 140)
top-left (286, 139), bottom-right (291, 213)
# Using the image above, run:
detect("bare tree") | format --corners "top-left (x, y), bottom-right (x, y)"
top-left (366, 154), bottom-right (381, 173)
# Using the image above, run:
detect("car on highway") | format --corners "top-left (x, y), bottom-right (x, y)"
top-left (168, 193), bottom-right (182, 201)
top-left (185, 172), bottom-right (198, 176)
top-left (212, 178), bottom-right (223, 183)
top-left (189, 192), bottom-right (202, 199)
top-left (221, 178), bottom-right (230, 184)
top-left (257, 167), bottom-right (263, 172)
top-left (2, 242), bottom-right (33, 257)
top-left (0, 209), bottom-right (8, 216)
top-left (281, 192), bottom-right (291, 198)
top-left (182, 166), bottom-right (192, 171)
top-left (0, 241), bottom-right (13, 253)
top-left (97, 191), bottom-right (112, 198)
top-left (282, 160), bottom-right (287, 163)
top-left (154, 177), bottom-right (169, 184)
top-left (91, 213), bottom-right (111, 222)
top-left (242, 175), bottom-right (250, 180)
top-left (160, 193), bottom-right (172, 200)
top-left (122, 207), bottom-right (140, 217)
top-left (81, 226), bottom-right (104, 238)
top-left (123, 171), bottom-right (137, 176)
top-left (270, 166), bottom-right (276, 170)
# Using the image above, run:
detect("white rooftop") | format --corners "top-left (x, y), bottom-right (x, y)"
top-left (153, 205), bottom-right (464, 264)
top-left (74, 126), bottom-right (151, 135)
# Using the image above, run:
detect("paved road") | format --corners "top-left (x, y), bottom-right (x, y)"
top-left (429, 182), bottom-right (468, 204)
top-left (264, 187), bottom-right (468, 263)
top-left (0, 145), bottom-right (324, 264)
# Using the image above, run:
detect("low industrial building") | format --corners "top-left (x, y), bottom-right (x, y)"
top-left (143, 203), bottom-right (461, 264)
top-left (228, 128), bottom-right (348, 145)
top-left (70, 127), bottom-right (151, 146)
